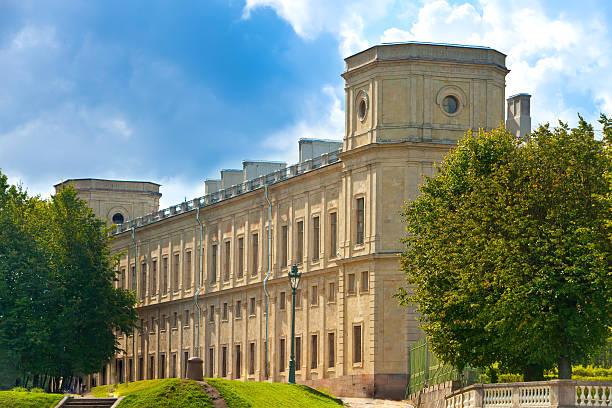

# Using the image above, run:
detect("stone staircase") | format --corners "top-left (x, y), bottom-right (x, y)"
top-left (58, 396), bottom-right (119, 408)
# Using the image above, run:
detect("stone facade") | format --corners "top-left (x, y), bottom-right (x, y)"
top-left (54, 178), bottom-right (161, 225)
top-left (78, 42), bottom-right (520, 399)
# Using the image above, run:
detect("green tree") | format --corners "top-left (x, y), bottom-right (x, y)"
top-left (0, 173), bottom-right (137, 389)
top-left (396, 117), bottom-right (612, 380)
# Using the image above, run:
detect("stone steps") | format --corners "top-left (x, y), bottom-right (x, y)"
top-left (61, 397), bottom-right (118, 408)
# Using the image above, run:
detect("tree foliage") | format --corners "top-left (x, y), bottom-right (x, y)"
top-left (0, 172), bottom-right (137, 389)
top-left (397, 117), bottom-right (612, 380)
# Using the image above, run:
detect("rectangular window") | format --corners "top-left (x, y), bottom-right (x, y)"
top-left (238, 237), bottom-right (244, 278)
top-left (361, 271), bottom-right (369, 292)
top-left (249, 297), bottom-right (256, 316)
top-left (162, 257), bottom-right (168, 295)
top-left (173, 253), bottom-right (180, 292)
top-left (185, 251), bottom-right (192, 289)
top-left (235, 300), bottom-right (241, 318)
top-left (184, 310), bottom-right (190, 327)
top-left (211, 244), bottom-right (217, 283)
top-left (295, 289), bottom-right (302, 308)
top-left (209, 305), bottom-right (215, 323)
top-left (130, 266), bottom-right (135, 291)
top-left (121, 268), bottom-right (126, 289)
top-left (330, 212), bottom-right (337, 257)
top-left (208, 347), bottom-right (214, 377)
top-left (348, 273), bottom-right (355, 294)
top-left (312, 216), bottom-right (320, 261)
top-left (161, 315), bottom-right (167, 331)
top-left (281, 225), bottom-right (288, 267)
top-left (311, 285), bottom-right (318, 305)
top-left (279, 338), bottom-right (286, 372)
top-left (328, 332), bottom-right (335, 368)
top-left (356, 197), bottom-right (365, 245)
top-left (295, 337), bottom-right (301, 371)
top-left (222, 346), bottom-right (227, 377)
top-left (184, 351), bottom-right (189, 378)
top-left (328, 282), bottom-right (335, 302)
top-left (235, 345), bottom-right (241, 378)
top-left (141, 262), bottom-right (147, 299)
top-left (252, 233), bottom-right (259, 275)
top-left (353, 325), bottom-right (362, 364)
top-left (160, 354), bottom-right (166, 379)
top-left (222, 302), bottom-right (228, 321)
top-left (311, 334), bottom-right (318, 369)
top-left (129, 358), bottom-right (133, 382)
top-left (149, 356), bottom-right (155, 380)
top-left (150, 317), bottom-right (155, 333)
top-left (173, 312), bottom-right (178, 329)
top-left (249, 342), bottom-right (255, 375)
top-left (224, 241), bottom-right (231, 281)
top-left (296, 221), bottom-right (304, 264)
top-left (279, 291), bottom-right (286, 310)
top-left (171, 353), bottom-right (177, 378)
top-left (151, 261), bottom-right (157, 295)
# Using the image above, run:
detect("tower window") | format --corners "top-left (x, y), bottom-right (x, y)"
top-left (358, 98), bottom-right (367, 120)
top-left (112, 213), bottom-right (124, 224)
top-left (442, 95), bottom-right (458, 114)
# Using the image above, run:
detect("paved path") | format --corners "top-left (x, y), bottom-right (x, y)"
top-left (342, 397), bottom-right (414, 408)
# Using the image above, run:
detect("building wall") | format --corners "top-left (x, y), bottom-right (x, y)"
top-left (87, 42), bottom-right (508, 399)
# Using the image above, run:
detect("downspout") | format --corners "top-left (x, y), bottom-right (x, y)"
top-left (131, 227), bottom-right (137, 383)
top-left (263, 184), bottom-right (272, 379)
top-left (194, 207), bottom-right (203, 358)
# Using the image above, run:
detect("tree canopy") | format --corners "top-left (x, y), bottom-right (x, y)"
top-left (0, 172), bottom-right (137, 389)
top-left (396, 117), bottom-right (612, 380)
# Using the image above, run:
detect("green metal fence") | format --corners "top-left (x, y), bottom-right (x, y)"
top-left (408, 338), bottom-right (481, 396)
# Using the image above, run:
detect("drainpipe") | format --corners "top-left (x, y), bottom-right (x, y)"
top-left (194, 207), bottom-right (203, 358)
top-left (263, 184), bottom-right (272, 379)
top-left (131, 227), bottom-right (137, 383)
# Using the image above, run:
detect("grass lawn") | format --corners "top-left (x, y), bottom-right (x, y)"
top-left (0, 390), bottom-right (63, 408)
top-left (91, 378), bottom-right (213, 408)
top-left (206, 378), bottom-right (344, 408)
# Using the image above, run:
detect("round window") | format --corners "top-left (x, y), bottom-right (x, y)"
top-left (442, 95), bottom-right (459, 114)
top-left (358, 98), bottom-right (367, 120)
top-left (112, 213), bottom-right (124, 224)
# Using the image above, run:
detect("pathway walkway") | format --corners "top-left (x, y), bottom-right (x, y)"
top-left (342, 397), bottom-right (415, 408)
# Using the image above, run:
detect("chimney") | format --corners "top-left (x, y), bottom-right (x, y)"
top-left (506, 93), bottom-right (531, 139)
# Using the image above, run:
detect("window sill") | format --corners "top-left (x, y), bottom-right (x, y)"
top-left (352, 362), bottom-right (363, 368)
top-left (327, 300), bottom-right (336, 305)
top-left (346, 292), bottom-right (356, 297)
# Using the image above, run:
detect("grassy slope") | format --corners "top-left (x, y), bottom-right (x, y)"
top-left (0, 390), bottom-right (63, 408)
top-left (206, 378), bottom-right (344, 408)
top-left (91, 379), bottom-right (213, 408)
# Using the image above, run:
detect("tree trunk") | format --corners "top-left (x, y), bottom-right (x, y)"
top-left (524, 363), bottom-right (544, 381)
top-left (558, 356), bottom-right (572, 379)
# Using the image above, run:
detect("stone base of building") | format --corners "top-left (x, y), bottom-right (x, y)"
top-left (298, 373), bottom-right (407, 400)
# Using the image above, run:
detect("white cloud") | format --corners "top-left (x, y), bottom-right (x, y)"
top-left (260, 85), bottom-right (344, 164)
top-left (157, 176), bottom-right (205, 209)
top-left (242, 0), bottom-right (394, 56)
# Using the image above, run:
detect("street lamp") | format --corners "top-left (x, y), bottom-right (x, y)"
top-left (288, 264), bottom-right (302, 384)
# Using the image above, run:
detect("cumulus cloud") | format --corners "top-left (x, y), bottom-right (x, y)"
top-left (242, 0), bottom-right (394, 56)
top-left (259, 85), bottom-right (344, 164)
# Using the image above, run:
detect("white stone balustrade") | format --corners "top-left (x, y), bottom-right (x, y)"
top-left (575, 384), bottom-right (612, 407)
top-left (446, 381), bottom-right (612, 408)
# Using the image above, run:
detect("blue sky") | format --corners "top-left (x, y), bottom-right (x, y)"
top-left (2, 0), bottom-right (611, 207)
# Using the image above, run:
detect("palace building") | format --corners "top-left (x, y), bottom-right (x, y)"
top-left (56, 42), bottom-right (530, 399)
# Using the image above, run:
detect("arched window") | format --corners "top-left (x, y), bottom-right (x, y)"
top-left (112, 213), bottom-right (124, 224)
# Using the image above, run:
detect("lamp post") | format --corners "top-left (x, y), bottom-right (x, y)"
top-left (288, 264), bottom-right (301, 384)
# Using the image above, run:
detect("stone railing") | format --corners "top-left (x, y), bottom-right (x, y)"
top-left (111, 150), bottom-right (341, 235)
top-left (445, 381), bottom-right (612, 408)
